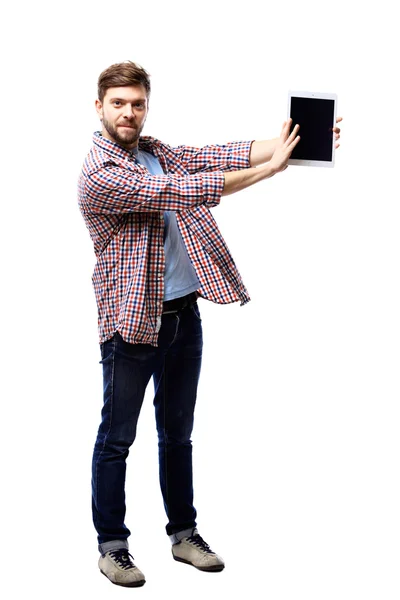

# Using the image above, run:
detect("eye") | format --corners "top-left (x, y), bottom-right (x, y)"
top-left (113, 101), bottom-right (122, 106)
top-left (135, 102), bottom-right (145, 109)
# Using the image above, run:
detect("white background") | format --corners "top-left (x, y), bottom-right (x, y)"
top-left (2, 0), bottom-right (399, 598)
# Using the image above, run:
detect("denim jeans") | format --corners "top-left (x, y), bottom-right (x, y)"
top-left (92, 301), bottom-right (203, 553)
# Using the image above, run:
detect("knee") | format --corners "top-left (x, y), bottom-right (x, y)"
top-left (96, 421), bottom-right (137, 454)
top-left (157, 427), bottom-right (193, 446)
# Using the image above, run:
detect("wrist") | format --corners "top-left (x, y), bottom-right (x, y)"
top-left (250, 138), bottom-right (279, 166)
top-left (261, 162), bottom-right (277, 178)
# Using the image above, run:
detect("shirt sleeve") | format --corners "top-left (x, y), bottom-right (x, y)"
top-left (82, 167), bottom-right (225, 215)
top-left (171, 140), bottom-right (253, 173)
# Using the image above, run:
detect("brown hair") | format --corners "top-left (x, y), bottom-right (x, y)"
top-left (97, 61), bottom-right (151, 102)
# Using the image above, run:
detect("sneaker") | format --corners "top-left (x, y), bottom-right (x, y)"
top-left (99, 548), bottom-right (146, 587)
top-left (171, 528), bottom-right (225, 572)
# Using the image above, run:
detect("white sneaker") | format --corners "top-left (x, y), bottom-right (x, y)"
top-left (172, 528), bottom-right (225, 572)
top-left (99, 548), bottom-right (146, 587)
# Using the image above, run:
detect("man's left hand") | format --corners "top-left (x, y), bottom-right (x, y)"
top-left (333, 116), bottom-right (343, 149)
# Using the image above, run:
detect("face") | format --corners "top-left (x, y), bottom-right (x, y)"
top-left (95, 85), bottom-right (148, 150)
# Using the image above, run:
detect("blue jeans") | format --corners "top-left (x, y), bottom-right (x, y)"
top-left (92, 301), bottom-right (203, 553)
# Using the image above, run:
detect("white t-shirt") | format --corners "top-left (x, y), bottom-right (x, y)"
top-left (132, 146), bottom-right (200, 301)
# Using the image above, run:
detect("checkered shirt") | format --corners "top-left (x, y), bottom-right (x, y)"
top-left (78, 132), bottom-right (252, 346)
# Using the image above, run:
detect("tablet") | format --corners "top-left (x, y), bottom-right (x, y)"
top-left (287, 91), bottom-right (337, 167)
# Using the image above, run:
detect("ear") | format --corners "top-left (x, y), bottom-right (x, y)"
top-left (95, 99), bottom-right (103, 120)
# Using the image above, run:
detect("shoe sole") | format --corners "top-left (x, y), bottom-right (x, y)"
top-left (100, 569), bottom-right (146, 587)
top-left (172, 555), bottom-right (225, 572)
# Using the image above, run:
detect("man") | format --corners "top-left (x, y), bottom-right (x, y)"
top-left (78, 61), bottom-right (342, 588)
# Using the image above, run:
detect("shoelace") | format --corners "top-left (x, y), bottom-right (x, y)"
top-left (108, 549), bottom-right (136, 570)
top-left (186, 533), bottom-right (214, 554)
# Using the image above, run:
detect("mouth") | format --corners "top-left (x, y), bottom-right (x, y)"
top-left (119, 125), bottom-right (135, 129)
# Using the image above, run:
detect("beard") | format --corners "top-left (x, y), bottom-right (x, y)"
top-left (102, 115), bottom-right (143, 149)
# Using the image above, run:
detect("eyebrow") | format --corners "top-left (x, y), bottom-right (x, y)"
top-left (109, 97), bottom-right (147, 103)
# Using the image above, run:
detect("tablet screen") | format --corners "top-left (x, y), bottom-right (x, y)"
top-left (289, 97), bottom-right (335, 162)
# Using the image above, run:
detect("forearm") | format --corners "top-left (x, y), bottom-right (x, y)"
top-left (249, 138), bottom-right (279, 166)
top-left (222, 163), bottom-right (276, 196)
top-left (83, 169), bottom-right (225, 215)
top-left (173, 140), bottom-right (253, 173)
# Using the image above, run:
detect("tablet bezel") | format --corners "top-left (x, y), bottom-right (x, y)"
top-left (287, 90), bottom-right (337, 167)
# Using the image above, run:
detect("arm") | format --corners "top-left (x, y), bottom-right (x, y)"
top-left (173, 138), bottom-right (278, 172)
top-left (82, 168), bottom-right (225, 215)
top-left (249, 138), bottom-right (279, 166)
top-left (82, 161), bottom-right (276, 215)
top-left (223, 120), bottom-right (300, 194)
top-left (172, 140), bottom-right (252, 173)
top-left (222, 163), bottom-right (276, 196)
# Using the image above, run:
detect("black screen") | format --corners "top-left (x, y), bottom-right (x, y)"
top-left (289, 97), bottom-right (335, 161)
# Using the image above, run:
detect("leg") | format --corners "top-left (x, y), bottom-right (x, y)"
top-left (92, 332), bottom-right (158, 553)
top-left (153, 303), bottom-right (203, 536)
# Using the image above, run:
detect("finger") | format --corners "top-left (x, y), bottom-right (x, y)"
top-left (336, 116), bottom-right (343, 123)
top-left (286, 123), bottom-right (300, 144)
top-left (333, 127), bottom-right (341, 133)
top-left (288, 135), bottom-right (300, 151)
top-left (281, 119), bottom-right (292, 140)
top-left (335, 143), bottom-right (340, 149)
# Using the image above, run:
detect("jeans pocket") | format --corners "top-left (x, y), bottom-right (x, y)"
top-left (99, 334), bottom-right (117, 364)
top-left (190, 301), bottom-right (202, 322)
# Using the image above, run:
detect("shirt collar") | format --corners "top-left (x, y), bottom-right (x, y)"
top-left (93, 131), bottom-right (160, 159)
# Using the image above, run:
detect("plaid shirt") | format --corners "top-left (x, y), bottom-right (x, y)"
top-left (78, 132), bottom-right (252, 346)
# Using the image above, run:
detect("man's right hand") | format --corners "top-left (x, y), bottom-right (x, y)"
top-left (222, 119), bottom-right (301, 196)
top-left (268, 118), bottom-right (301, 174)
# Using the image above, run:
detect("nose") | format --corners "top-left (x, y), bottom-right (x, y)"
top-left (123, 104), bottom-right (135, 119)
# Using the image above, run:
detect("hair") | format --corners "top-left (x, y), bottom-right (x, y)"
top-left (97, 61), bottom-right (151, 102)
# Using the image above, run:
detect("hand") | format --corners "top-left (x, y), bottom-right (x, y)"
top-left (269, 118), bottom-right (300, 173)
top-left (333, 116), bottom-right (343, 149)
